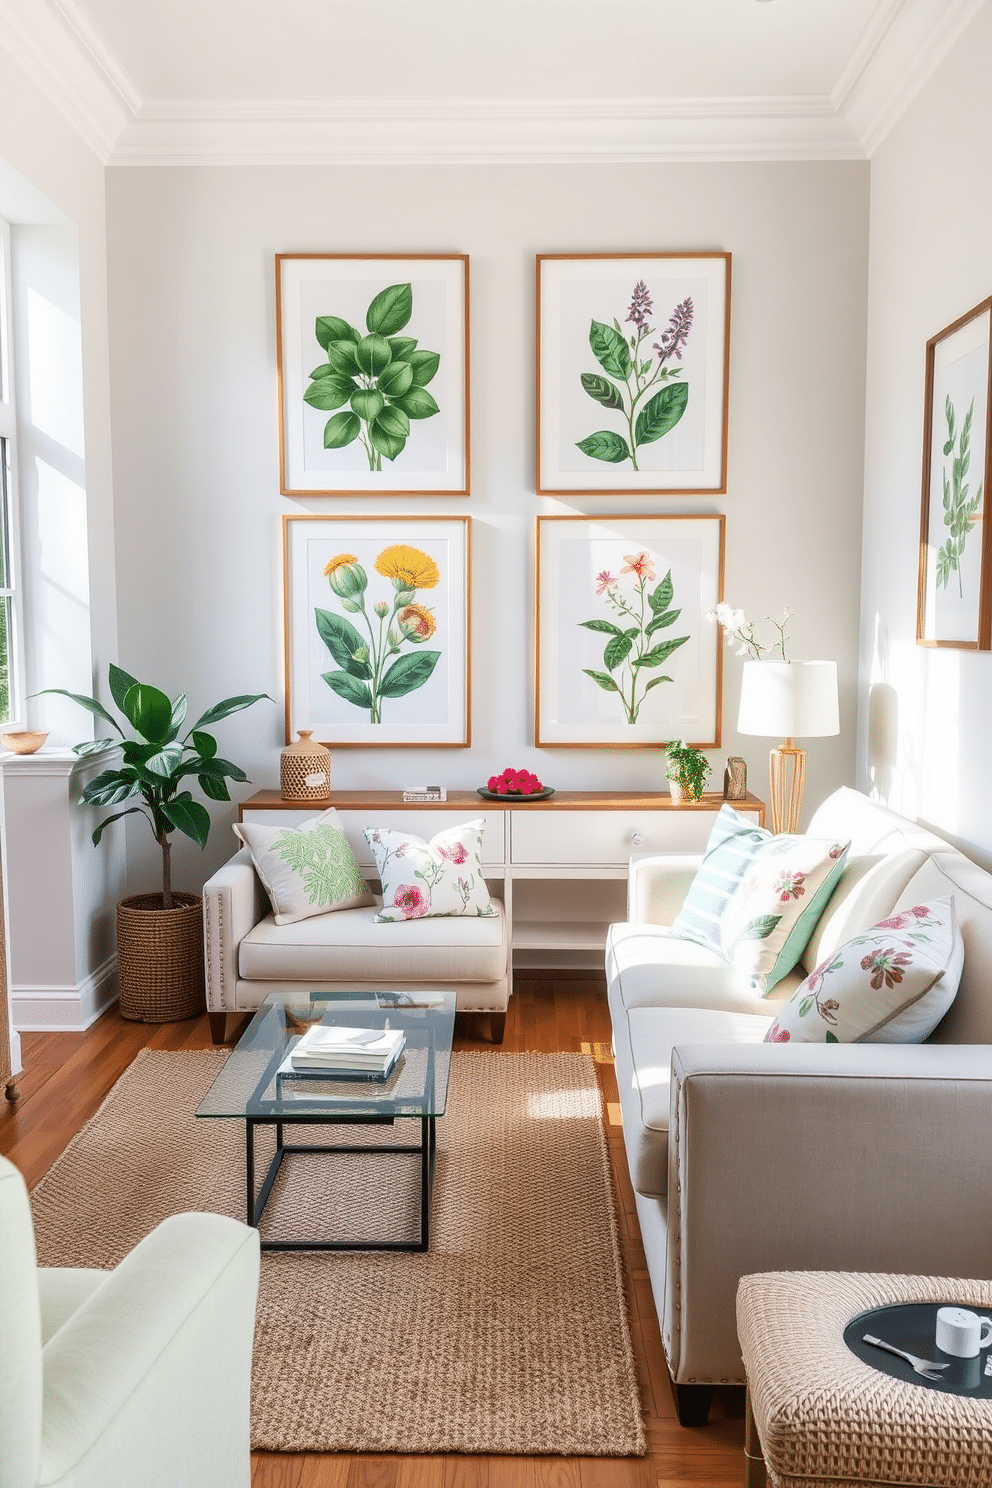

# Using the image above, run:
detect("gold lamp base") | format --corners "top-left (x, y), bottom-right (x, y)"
top-left (768, 739), bottom-right (807, 835)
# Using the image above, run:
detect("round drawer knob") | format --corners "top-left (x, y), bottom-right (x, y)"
top-left (630, 831), bottom-right (644, 846)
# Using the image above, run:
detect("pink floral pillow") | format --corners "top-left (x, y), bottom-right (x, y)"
top-left (364, 818), bottom-right (496, 923)
top-left (764, 898), bottom-right (963, 1044)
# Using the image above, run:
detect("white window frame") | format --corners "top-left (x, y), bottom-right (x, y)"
top-left (0, 216), bottom-right (25, 728)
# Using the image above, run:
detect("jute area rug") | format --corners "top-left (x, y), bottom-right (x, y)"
top-left (29, 1049), bottom-right (646, 1458)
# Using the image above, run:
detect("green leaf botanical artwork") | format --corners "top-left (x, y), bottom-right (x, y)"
top-left (936, 395), bottom-right (983, 597)
top-left (316, 544), bottom-right (441, 724)
top-left (577, 281), bottom-right (693, 471)
top-left (579, 553), bottom-right (690, 724)
top-left (272, 822), bottom-right (368, 907)
top-left (304, 283), bottom-right (441, 471)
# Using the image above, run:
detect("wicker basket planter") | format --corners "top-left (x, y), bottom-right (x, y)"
top-left (116, 893), bottom-right (205, 1022)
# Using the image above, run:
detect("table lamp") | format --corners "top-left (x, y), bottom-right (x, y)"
top-left (737, 660), bottom-right (839, 834)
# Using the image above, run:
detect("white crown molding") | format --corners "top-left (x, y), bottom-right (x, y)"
top-left (47, 0), bottom-right (142, 115)
top-left (0, 0), bottom-right (131, 160)
top-left (834, 0), bottom-right (988, 153)
top-left (109, 96), bottom-right (866, 166)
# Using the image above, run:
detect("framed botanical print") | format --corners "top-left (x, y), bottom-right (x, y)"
top-left (536, 513), bottom-right (724, 748)
top-left (917, 296), bottom-right (992, 649)
top-left (283, 515), bottom-right (470, 747)
top-left (277, 254), bottom-right (470, 495)
top-left (536, 253), bottom-right (731, 495)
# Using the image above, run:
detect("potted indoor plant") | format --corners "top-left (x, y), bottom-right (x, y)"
top-left (43, 664), bottom-right (270, 1022)
top-left (665, 739), bottom-right (711, 803)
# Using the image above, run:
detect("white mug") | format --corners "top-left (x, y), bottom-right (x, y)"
top-left (936, 1306), bottom-right (992, 1358)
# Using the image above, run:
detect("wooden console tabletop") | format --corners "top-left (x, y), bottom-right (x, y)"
top-left (241, 789), bottom-right (765, 821)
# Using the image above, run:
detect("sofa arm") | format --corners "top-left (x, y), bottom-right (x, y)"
top-left (203, 846), bottom-right (268, 1013)
top-left (627, 852), bottom-right (702, 924)
top-left (39, 1212), bottom-right (259, 1487)
top-left (664, 1042), bottom-right (992, 1383)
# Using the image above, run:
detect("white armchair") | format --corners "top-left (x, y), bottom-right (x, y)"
top-left (0, 1154), bottom-right (260, 1488)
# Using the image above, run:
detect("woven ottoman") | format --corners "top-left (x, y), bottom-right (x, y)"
top-left (737, 1272), bottom-right (992, 1488)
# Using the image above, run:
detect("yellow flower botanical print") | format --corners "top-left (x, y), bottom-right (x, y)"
top-left (323, 553), bottom-right (359, 577)
top-left (375, 545), bottom-right (440, 590)
top-left (396, 603), bottom-right (437, 642)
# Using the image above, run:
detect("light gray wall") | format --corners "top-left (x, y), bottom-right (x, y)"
top-left (859, 3), bottom-right (992, 865)
top-left (105, 160), bottom-right (869, 893)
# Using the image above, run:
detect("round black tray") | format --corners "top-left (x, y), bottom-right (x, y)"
top-left (476, 786), bottom-right (555, 802)
top-left (844, 1302), bottom-right (992, 1396)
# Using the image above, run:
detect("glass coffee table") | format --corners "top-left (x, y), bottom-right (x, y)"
top-left (196, 989), bottom-right (455, 1252)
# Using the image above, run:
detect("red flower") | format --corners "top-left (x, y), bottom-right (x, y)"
top-left (439, 841), bottom-right (468, 864)
top-left (766, 1023), bottom-right (791, 1043)
top-left (393, 884), bottom-right (427, 918)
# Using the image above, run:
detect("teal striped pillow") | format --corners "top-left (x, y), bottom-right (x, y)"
top-left (672, 805), bottom-right (850, 993)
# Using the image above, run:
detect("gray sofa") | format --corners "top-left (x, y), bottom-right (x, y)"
top-left (606, 787), bottom-right (992, 1425)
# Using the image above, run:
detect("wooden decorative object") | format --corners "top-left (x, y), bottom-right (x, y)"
top-left (280, 730), bottom-right (331, 801)
top-left (724, 756), bottom-right (747, 800)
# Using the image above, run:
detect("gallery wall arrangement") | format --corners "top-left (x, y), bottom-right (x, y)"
top-left (917, 294), bottom-right (992, 651)
top-left (277, 250), bottom-right (733, 757)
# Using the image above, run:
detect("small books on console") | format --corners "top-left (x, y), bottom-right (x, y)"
top-left (289, 1023), bottom-right (405, 1077)
top-left (402, 785), bottom-right (446, 802)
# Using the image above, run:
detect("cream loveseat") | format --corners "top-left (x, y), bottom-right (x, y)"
top-left (606, 787), bottom-right (992, 1426)
top-left (203, 846), bottom-right (510, 1044)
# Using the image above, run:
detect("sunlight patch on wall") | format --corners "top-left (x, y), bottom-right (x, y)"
top-left (26, 285), bottom-right (84, 456)
top-left (918, 650), bottom-right (961, 835)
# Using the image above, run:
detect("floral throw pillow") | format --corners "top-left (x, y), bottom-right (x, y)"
top-left (234, 808), bottom-right (373, 926)
top-left (764, 898), bottom-right (963, 1044)
top-left (364, 818), bottom-right (496, 923)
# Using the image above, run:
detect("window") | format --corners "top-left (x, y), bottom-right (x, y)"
top-left (0, 217), bottom-right (21, 725)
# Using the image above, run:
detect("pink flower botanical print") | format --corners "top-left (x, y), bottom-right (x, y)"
top-left (392, 883), bottom-right (428, 918)
top-left (438, 840), bottom-right (468, 865)
top-left (595, 570), bottom-right (616, 595)
top-left (581, 552), bottom-right (688, 725)
top-left (765, 1022), bottom-right (791, 1042)
top-left (774, 869), bottom-right (807, 903)
top-left (860, 946), bottom-right (913, 991)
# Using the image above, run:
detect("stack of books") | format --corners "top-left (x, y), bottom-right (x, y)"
top-left (289, 1023), bottom-right (406, 1079)
top-left (402, 784), bottom-right (446, 802)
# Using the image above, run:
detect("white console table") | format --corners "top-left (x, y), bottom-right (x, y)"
top-left (240, 790), bottom-right (765, 973)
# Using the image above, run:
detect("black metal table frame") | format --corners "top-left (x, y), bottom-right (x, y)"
top-left (241, 1010), bottom-right (444, 1252)
top-left (245, 1109), bottom-right (437, 1252)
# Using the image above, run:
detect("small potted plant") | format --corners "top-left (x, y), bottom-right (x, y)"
top-left (664, 740), bottom-right (711, 803)
top-left (42, 664), bottom-right (270, 1022)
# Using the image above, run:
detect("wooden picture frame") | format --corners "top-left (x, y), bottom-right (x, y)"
top-left (277, 254), bottom-right (470, 496)
top-left (536, 513), bottom-right (724, 748)
top-left (536, 253), bottom-right (731, 495)
top-left (917, 296), bottom-right (992, 649)
top-left (283, 515), bottom-right (471, 747)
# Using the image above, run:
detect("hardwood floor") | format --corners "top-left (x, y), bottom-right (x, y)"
top-left (0, 976), bottom-right (746, 1488)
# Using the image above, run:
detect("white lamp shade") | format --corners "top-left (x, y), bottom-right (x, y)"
top-left (737, 660), bottom-right (839, 739)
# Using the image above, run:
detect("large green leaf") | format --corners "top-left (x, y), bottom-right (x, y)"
top-left (646, 606), bottom-right (682, 635)
top-left (578, 619), bottom-right (623, 635)
top-left (168, 694), bottom-right (187, 740)
top-left (575, 431), bottom-right (630, 464)
top-left (366, 283), bottom-right (413, 337)
top-left (91, 805), bottom-right (147, 847)
top-left (81, 769), bottom-right (141, 807)
top-left (648, 572), bottom-right (674, 613)
top-left (633, 634), bottom-right (689, 668)
top-left (391, 387), bottom-right (439, 420)
top-left (109, 664), bottom-right (139, 712)
top-left (375, 405), bottom-right (410, 439)
top-left (315, 315), bottom-right (360, 350)
top-left (191, 729), bottom-right (217, 759)
top-left (643, 675), bottom-right (674, 693)
top-left (582, 669), bottom-right (619, 693)
top-left (350, 388), bottom-right (384, 422)
top-left (321, 670), bottom-right (375, 710)
top-left (408, 350), bottom-right (440, 387)
top-left (378, 649), bottom-right (440, 698)
top-left (198, 773), bottom-right (231, 802)
top-left (122, 683), bottom-right (173, 744)
top-left (634, 382), bottom-right (689, 446)
top-left (604, 632), bottom-right (634, 671)
top-left (314, 610), bottom-right (372, 679)
top-left (387, 336), bottom-right (418, 359)
top-left (356, 333), bottom-right (392, 377)
top-left (161, 793), bottom-right (211, 849)
top-left (377, 360), bottom-right (414, 398)
top-left (304, 374), bottom-right (357, 411)
top-left (368, 418), bottom-right (407, 462)
top-left (72, 737), bottom-right (117, 757)
top-left (323, 412), bottom-right (361, 449)
top-left (189, 694), bottom-right (270, 730)
top-left (580, 372), bottom-right (625, 411)
top-left (325, 339), bottom-right (362, 376)
top-left (589, 320), bottom-right (630, 380)
top-left (36, 688), bottom-right (123, 735)
top-left (143, 742), bottom-right (185, 779)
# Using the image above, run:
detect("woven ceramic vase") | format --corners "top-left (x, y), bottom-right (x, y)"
top-left (280, 730), bottom-right (331, 801)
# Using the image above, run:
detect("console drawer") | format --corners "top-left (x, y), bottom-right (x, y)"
top-left (509, 806), bottom-right (757, 865)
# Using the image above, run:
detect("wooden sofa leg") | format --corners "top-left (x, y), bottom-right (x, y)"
top-left (490, 1011), bottom-right (506, 1044)
top-left (668, 1376), bottom-right (714, 1427)
top-left (208, 1011), bottom-right (229, 1045)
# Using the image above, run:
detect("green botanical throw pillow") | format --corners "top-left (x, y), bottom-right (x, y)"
top-left (234, 808), bottom-right (373, 925)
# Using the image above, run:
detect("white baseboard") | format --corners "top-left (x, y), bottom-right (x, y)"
top-left (11, 956), bottom-right (118, 1032)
